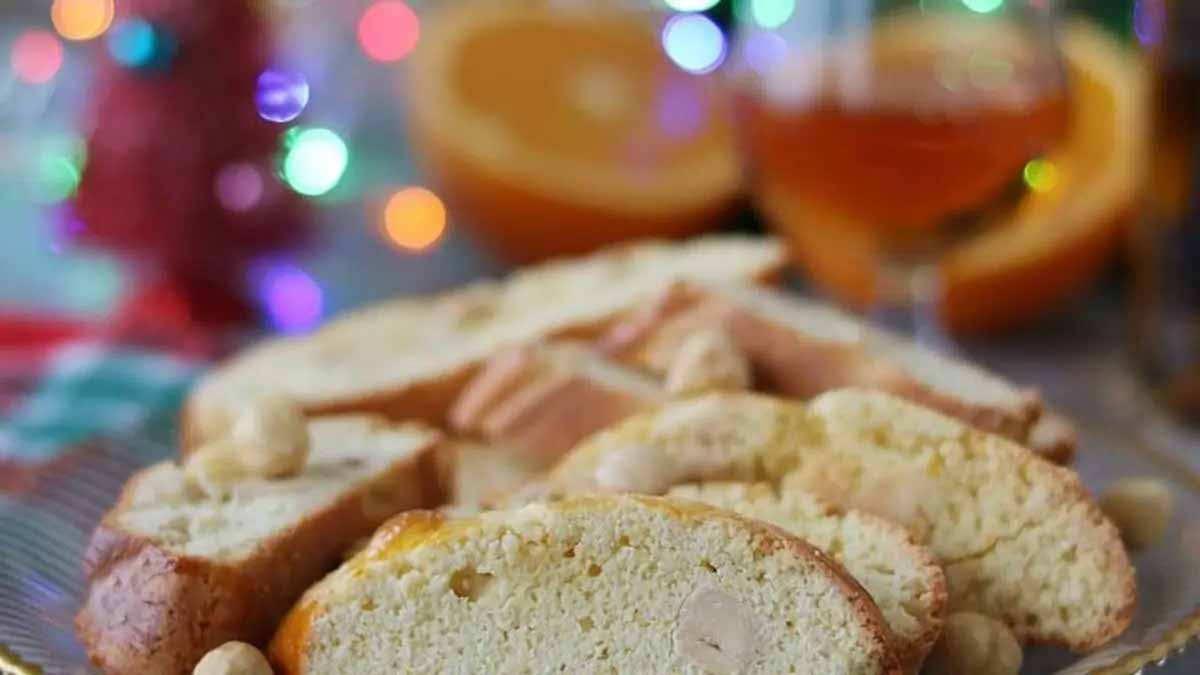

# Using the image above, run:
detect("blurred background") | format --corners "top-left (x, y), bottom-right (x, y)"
top-left (0, 0), bottom-right (1195, 448)
top-left (3, 2), bottom-right (1200, 672)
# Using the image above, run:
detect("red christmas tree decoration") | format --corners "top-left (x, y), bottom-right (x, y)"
top-left (74, 0), bottom-right (309, 329)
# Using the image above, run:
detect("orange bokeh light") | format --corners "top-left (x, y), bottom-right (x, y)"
top-left (11, 30), bottom-right (64, 84)
top-left (51, 0), bottom-right (114, 41)
top-left (384, 187), bottom-right (447, 251)
top-left (358, 1), bottom-right (420, 63)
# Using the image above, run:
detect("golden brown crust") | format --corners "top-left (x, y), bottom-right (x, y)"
top-left (75, 437), bottom-right (447, 675)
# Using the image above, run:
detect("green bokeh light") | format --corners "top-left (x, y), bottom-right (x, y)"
top-left (962, 0), bottom-right (1003, 14)
top-left (31, 135), bottom-right (85, 204)
top-left (35, 156), bottom-right (81, 203)
top-left (751, 0), bottom-right (796, 29)
top-left (663, 0), bottom-right (720, 11)
top-left (1023, 158), bottom-right (1059, 194)
top-left (282, 127), bottom-right (349, 197)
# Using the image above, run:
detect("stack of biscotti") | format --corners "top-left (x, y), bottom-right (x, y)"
top-left (450, 341), bottom-right (664, 460)
top-left (268, 495), bottom-right (905, 674)
top-left (75, 416), bottom-right (445, 675)
top-left (182, 236), bottom-right (784, 449)
top-left (599, 281), bottom-right (1076, 462)
top-left (76, 235), bottom-right (1126, 673)
top-left (529, 390), bottom-right (1135, 654)
top-left (446, 341), bottom-right (665, 506)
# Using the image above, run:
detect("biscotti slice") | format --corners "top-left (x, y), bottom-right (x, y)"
top-left (449, 438), bottom-right (551, 507)
top-left (667, 482), bottom-right (946, 672)
top-left (449, 341), bottom-right (665, 461)
top-left (599, 282), bottom-right (1060, 453)
top-left (534, 391), bottom-right (1134, 650)
top-left (269, 495), bottom-right (902, 674)
top-left (183, 236), bottom-right (783, 449)
top-left (75, 416), bottom-right (445, 675)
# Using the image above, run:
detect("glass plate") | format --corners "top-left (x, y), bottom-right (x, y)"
top-left (1, 310), bottom-right (1199, 673)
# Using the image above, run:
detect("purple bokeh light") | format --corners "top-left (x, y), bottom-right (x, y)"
top-left (254, 262), bottom-right (324, 334)
top-left (1133, 0), bottom-right (1166, 47)
top-left (742, 31), bottom-right (789, 75)
top-left (48, 205), bottom-right (86, 254)
top-left (255, 68), bottom-right (310, 123)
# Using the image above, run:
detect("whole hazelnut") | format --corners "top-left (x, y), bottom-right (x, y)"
top-left (925, 612), bottom-right (1022, 675)
top-left (231, 395), bottom-right (309, 478)
top-left (193, 641), bottom-right (273, 675)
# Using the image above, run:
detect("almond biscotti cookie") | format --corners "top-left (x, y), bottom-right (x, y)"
top-left (269, 495), bottom-right (902, 674)
top-left (667, 482), bottom-right (946, 672)
top-left (76, 417), bottom-right (445, 675)
top-left (598, 282), bottom-right (1072, 459)
top-left (533, 391), bottom-right (1133, 651)
top-left (183, 236), bottom-right (783, 450)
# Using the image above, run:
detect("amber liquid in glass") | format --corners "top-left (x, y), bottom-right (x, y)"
top-left (737, 45), bottom-right (1069, 254)
top-left (1132, 0), bottom-right (1200, 423)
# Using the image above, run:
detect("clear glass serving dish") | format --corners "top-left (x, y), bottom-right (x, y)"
top-left (1, 302), bottom-right (1198, 674)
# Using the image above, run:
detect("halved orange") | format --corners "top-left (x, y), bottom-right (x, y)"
top-left (406, 1), bottom-right (739, 263)
top-left (759, 21), bottom-right (1148, 334)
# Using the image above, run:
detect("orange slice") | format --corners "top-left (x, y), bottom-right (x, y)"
top-left (759, 20), bottom-right (1148, 334)
top-left (406, 2), bottom-right (739, 263)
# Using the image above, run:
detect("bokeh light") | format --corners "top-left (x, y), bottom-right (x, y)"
top-left (742, 30), bottom-right (789, 74)
top-left (358, 1), bottom-right (420, 63)
top-left (1133, 0), bottom-right (1166, 47)
top-left (750, 0), bottom-right (796, 29)
top-left (282, 127), bottom-right (349, 196)
top-left (256, 263), bottom-right (324, 334)
top-left (962, 0), bottom-right (1004, 13)
top-left (1023, 158), bottom-right (1059, 194)
top-left (215, 162), bottom-right (265, 212)
top-left (48, 205), bottom-right (86, 254)
top-left (51, 0), bottom-right (114, 42)
top-left (107, 19), bottom-right (166, 70)
top-left (33, 155), bottom-right (81, 204)
top-left (662, 14), bottom-right (726, 75)
top-left (664, 0), bottom-right (720, 10)
top-left (256, 68), bottom-right (310, 123)
top-left (383, 187), bottom-right (447, 251)
top-left (11, 30), bottom-right (64, 84)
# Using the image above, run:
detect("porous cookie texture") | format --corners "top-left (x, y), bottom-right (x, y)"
top-left (75, 417), bottom-right (446, 675)
top-left (182, 236), bottom-right (783, 448)
top-left (538, 390), bottom-right (1134, 651)
top-left (269, 495), bottom-right (902, 674)
top-left (667, 482), bottom-right (946, 672)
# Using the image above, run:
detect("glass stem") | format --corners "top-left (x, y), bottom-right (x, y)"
top-left (872, 259), bottom-right (955, 352)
